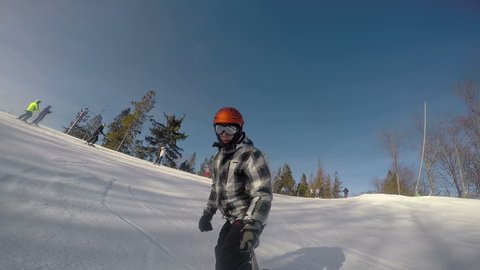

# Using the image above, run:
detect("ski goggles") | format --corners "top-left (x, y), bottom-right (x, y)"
top-left (214, 124), bottom-right (239, 135)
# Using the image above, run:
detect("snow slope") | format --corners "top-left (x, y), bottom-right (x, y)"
top-left (1, 112), bottom-right (479, 270)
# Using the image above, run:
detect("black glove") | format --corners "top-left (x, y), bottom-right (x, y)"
top-left (198, 212), bottom-right (213, 232)
top-left (239, 220), bottom-right (262, 252)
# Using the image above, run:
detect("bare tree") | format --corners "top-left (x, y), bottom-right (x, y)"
top-left (456, 81), bottom-right (480, 144)
top-left (463, 148), bottom-right (480, 196)
top-left (399, 165), bottom-right (416, 195)
top-left (455, 80), bottom-right (480, 197)
top-left (379, 129), bottom-right (403, 195)
top-left (423, 133), bottom-right (441, 195)
top-left (436, 119), bottom-right (467, 198)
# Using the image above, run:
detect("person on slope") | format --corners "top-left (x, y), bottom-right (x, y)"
top-left (203, 165), bottom-right (211, 178)
top-left (198, 107), bottom-right (272, 270)
top-left (31, 105), bottom-right (52, 126)
top-left (154, 146), bottom-right (166, 165)
top-left (87, 123), bottom-right (106, 145)
top-left (17, 99), bottom-right (41, 122)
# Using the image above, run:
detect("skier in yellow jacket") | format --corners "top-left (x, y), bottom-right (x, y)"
top-left (17, 100), bottom-right (41, 122)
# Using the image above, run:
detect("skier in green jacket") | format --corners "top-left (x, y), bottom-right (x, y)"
top-left (17, 100), bottom-right (41, 121)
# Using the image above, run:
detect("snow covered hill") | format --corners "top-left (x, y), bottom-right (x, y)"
top-left (1, 111), bottom-right (479, 270)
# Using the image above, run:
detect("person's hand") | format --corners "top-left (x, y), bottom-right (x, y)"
top-left (198, 212), bottom-right (213, 232)
top-left (239, 220), bottom-right (262, 252)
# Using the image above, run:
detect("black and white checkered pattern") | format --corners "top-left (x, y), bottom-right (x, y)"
top-left (204, 135), bottom-right (272, 225)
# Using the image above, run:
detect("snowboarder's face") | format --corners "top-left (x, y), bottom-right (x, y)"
top-left (219, 132), bottom-right (234, 144)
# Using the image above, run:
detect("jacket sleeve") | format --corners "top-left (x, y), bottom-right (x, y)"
top-left (204, 152), bottom-right (219, 216)
top-left (244, 149), bottom-right (272, 225)
top-left (204, 183), bottom-right (218, 216)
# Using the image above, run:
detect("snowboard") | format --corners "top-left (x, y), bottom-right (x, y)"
top-left (85, 142), bottom-right (96, 147)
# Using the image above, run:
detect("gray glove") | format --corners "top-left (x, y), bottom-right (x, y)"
top-left (239, 219), bottom-right (262, 252)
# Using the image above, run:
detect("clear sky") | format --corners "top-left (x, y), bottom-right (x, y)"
top-left (1, 0), bottom-right (479, 194)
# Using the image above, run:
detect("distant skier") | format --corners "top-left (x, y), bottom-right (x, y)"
top-left (17, 99), bottom-right (41, 122)
top-left (198, 107), bottom-right (272, 270)
top-left (154, 146), bottom-right (166, 165)
top-left (203, 166), bottom-right (211, 178)
top-left (343, 187), bottom-right (349, 198)
top-left (31, 105), bottom-right (52, 126)
top-left (86, 123), bottom-right (106, 145)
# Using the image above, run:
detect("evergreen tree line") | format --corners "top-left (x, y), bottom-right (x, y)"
top-left (63, 90), bottom-right (196, 171)
top-left (272, 162), bottom-right (346, 198)
top-left (374, 80), bottom-right (480, 198)
top-left (62, 89), bottom-right (348, 195)
top-left (62, 81), bottom-right (480, 199)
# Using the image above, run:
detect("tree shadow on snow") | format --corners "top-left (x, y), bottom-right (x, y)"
top-left (266, 246), bottom-right (345, 270)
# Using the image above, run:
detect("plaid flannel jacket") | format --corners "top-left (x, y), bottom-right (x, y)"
top-left (204, 135), bottom-right (272, 225)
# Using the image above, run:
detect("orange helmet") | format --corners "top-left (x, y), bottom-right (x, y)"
top-left (213, 107), bottom-right (244, 127)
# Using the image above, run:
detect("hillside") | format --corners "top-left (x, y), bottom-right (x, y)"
top-left (1, 112), bottom-right (479, 270)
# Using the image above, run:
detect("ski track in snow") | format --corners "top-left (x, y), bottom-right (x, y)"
top-left (344, 247), bottom-right (409, 270)
top-left (101, 179), bottom-right (196, 270)
top-left (127, 184), bottom-right (193, 229)
top-left (127, 185), bottom-right (199, 268)
top-left (128, 185), bottom-right (170, 222)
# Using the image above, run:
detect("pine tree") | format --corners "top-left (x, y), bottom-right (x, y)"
top-left (104, 108), bottom-right (131, 149)
top-left (189, 152), bottom-right (196, 172)
top-left (132, 139), bottom-right (152, 160)
top-left (323, 174), bottom-right (333, 198)
top-left (297, 173), bottom-right (309, 197)
top-left (64, 108), bottom-right (91, 139)
top-left (383, 170), bottom-right (399, 194)
top-left (272, 167), bottom-right (283, 194)
top-left (332, 171), bottom-right (343, 198)
top-left (380, 168), bottom-right (415, 195)
top-left (145, 113), bottom-right (188, 168)
top-left (83, 114), bottom-right (103, 140)
top-left (116, 90), bottom-right (156, 154)
top-left (282, 164), bottom-right (296, 195)
top-left (311, 160), bottom-right (325, 198)
top-left (179, 153), bottom-right (196, 173)
top-left (116, 113), bottom-right (136, 153)
top-left (272, 164), bottom-right (295, 195)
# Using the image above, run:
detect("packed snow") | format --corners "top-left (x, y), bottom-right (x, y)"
top-left (1, 111), bottom-right (479, 270)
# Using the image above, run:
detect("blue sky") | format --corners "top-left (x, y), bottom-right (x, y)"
top-left (1, 0), bottom-right (479, 194)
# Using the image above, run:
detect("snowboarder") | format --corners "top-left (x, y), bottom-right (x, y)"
top-left (86, 123), bottom-right (106, 145)
top-left (31, 105), bottom-right (52, 126)
top-left (198, 107), bottom-right (272, 270)
top-left (154, 146), bottom-right (166, 165)
top-left (17, 99), bottom-right (41, 122)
